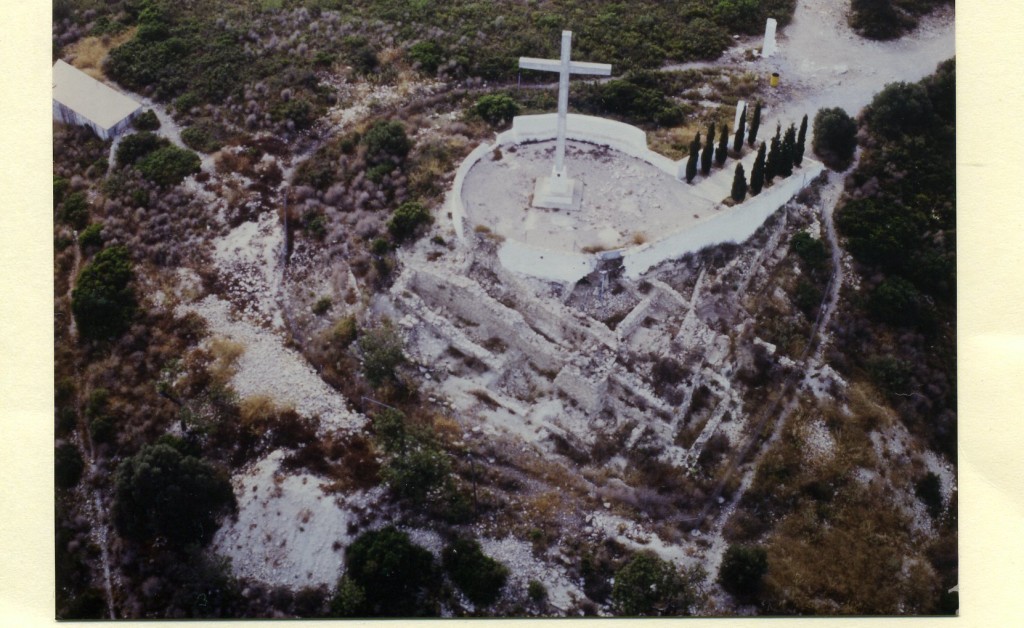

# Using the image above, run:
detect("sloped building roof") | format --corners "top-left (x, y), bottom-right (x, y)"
top-left (52, 60), bottom-right (140, 133)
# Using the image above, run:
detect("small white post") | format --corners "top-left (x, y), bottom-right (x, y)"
top-left (762, 18), bottom-right (778, 57)
top-left (734, 99), bottom-right (747, 132)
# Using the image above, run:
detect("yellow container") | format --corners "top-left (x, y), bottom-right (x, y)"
top-left (770, 72), bottom-right (780, 87)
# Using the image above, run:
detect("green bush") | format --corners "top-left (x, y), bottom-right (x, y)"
top-left (812, 107), bottom-right (858, 171)
top-left (59, 191), bottom-right (90, 230)
top-left (270, 99), bottom-right (316, 130)
top-left (868, 276), bottom-right (930, 327)
top-left (387, 201), bottom-right (432, 242)
top-left (312, 296), bottom-right (332, 316)
top-left (862, 81), bottom-right (934, 138)
top-left (381, 441), bottom-right (452, 503)
top-left (363, 120), bottom-right (411, 165)
top-left (136, 144), bottom-right (201, 186)
top-left (473, 93), bottom-right (520, 126)
top-left (55, 443), bottom-right (85, 489)
top-left (71, 245), bottom-right (136, 340)
top-left (132, 109), bottom-right (161, 131)
top-left (849, 0), bottom-right (915, 40)
top-left (78, 223), bottom-right (104, 250)
top-left (409, 40), bottom-right (444, 74)
top-left (790, 231), bottom-right (829, 274)
top-left (181, 123), bottom-right (224, 153)
top-left (112, 443), bottom-right (236, 548)
top-left (611, 551), bottom-right (698, 616)
top-left (443, 537), bottom-right (509, 607)
top-left (718, 544), bottom-right (768, 599)
top-left (341, 526), bottom-right (437, 616)
top-left (53, 176), bottom-right (69, 207)
top-left (115, 131), bottom-right (166, 168)
top-left (358, 323), bottom-right (405, 387)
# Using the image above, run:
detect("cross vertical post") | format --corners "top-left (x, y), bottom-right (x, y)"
top-left (554, 30), bottom-right (572, 179)
top-left (519, 30), bottom-right (611, 209)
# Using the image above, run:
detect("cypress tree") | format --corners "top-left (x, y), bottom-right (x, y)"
top-left (747, 101), bottom-right (761, 147)
top-left (734, 105), bottom-right (747, 152)
top-left (780, 124), bottom-right (796, 177)
top-left (765, 135), bottom-right (780, 185)
top-left (774, 122), bottom-right (781, 141)
top-left (731, 163), bottom-right (748, 202)
top-left (716, 124), bottom-right (729, 166)
top-left (701, 123), bottom-right (715, 176)
top-left (750, 142), bottom-right (766, 195)
top-left (685, 133), bottom-right (700, 183)
top-left (795, 114), bottom-right (808, 166)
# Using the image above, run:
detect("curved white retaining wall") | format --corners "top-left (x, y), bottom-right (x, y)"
top-left (450, 113), bottom-right (823, 283)
top-left (623, 161), bottom-right (825, 278)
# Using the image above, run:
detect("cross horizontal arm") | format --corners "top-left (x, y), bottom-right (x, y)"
top-left (519, 57), bottom-right (562, 72)
top-left (567, 61), bottom-right (612, 76)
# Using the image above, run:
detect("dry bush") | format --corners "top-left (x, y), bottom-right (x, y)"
top-left (208, 337), bottom-right (245, 384)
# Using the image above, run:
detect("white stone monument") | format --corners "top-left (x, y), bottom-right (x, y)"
top-left (519, 31), bottom-right (612, 209)
top-left (762, 18), bottom-right (778, 57)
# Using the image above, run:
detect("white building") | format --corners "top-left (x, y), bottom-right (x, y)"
top-left (52, 60), bottom-right (141, 140)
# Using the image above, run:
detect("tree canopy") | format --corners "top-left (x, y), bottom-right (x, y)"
top-left (812, 107), bottom-right (858, 171)
top-left (71, 245), bottom-right (137, 340)
top-left (340, 526), bottom-right (437, 616)
top-left (112, 442), bottom-right (236, 548)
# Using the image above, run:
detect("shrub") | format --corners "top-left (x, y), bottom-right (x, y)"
top-left (528, 580), bottom-right (548, 603)
top-left (59, 191), bottom-right (90, 230)
top-left (849, 0), bottom-right (915, 40)
top-left (363, 120), bottom-right (411, 165)
top-left (55, 443), bottom-right (85, 489)
top-left (790, 231), bottom-right (829, 273)
top-left (862, 81), bottom-right (934, 138)
top-left (611, 551), bottom-right (699, 616)
top-left (387, 201), bottom-right (432, 242)
top-left (115, 131), bottom-right (165, 168)
top-left (358, 323), bottom-right (405, 387)
top-left (381, 441), bottom-right (451, 503)
top-left (312, 296), bottom-right (332, 316)
top-left (132, 109), bottom-right (161, 131)
top-left (473, 93), bottom-right (519, 126)
top-left (78, 223), bottom-right (104, 250)
top-left (270, 98), bottom-right (315, 130)
top-left (443, 537), bottom-right (509, 607)
top-left (342, 527), bottom-right (437, 616)
top-left (408, 40), bottom-right (444, 74)
top-left (915, 472), bottom-right (943, 519)
top-left (181, 123), bottom-right (223, 153)
top-left (112, 443), bottom-right (236, 548)
top-left (136, 144), bottom-right (201, 186)
top-left (330, 315), bottom-right (358, 348)
top-left (718, 544), bottom-right (768, 599)
top-left (72, 245), bottom-right (136, 340)
top-left (812, 107), bottom-right (857, 171)
top-left (868, 276), bottom-right (929, 327)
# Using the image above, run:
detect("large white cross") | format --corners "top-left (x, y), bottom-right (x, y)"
top-left (520, 31), bottom-right (611, 208)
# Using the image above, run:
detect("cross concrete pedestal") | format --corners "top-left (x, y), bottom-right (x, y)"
top-left (520, 31), bottom-right (611, 210)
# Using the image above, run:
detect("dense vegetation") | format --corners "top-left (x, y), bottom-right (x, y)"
top-left (112, 442), bottom-right (237, 548)
top-left (71, 245), bottom-right (136, 340)
top-left (720, 59), bottom-right (957, 617)
top-left (336, 527), bottom-right (439, 616)
top-left (834, 59), bottom-right (956, 461)
top-left (849, 0), bottom-right (951, 41)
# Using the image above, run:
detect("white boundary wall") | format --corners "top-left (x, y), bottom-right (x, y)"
top-left (623, 160), bottom-right (824, 278)
top-left (449, 113), bottom-right (823, 283)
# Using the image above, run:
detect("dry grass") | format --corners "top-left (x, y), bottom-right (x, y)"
top-left (209, 336), bottom-right (245, 384)
top-left (630, 232), bottom-right (648, 246)
top-left (66, 27), bottom-right (137, 80)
